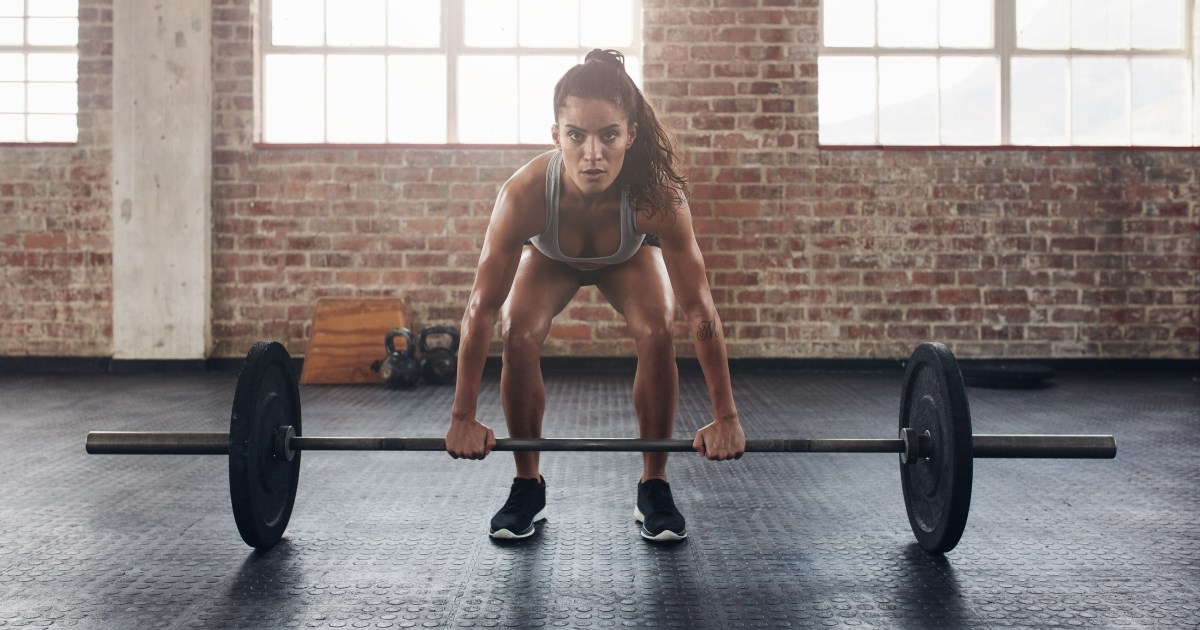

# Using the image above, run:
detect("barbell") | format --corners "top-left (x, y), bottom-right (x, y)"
top-left (84, 341), bottom-right (1116, 554)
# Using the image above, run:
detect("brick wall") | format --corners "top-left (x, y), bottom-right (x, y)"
top-left (0, 0), bottom-right (112, 356)
top-left (4, 0), bottom-right (1199, 360)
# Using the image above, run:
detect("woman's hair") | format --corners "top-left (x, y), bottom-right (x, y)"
top-left (553, 49), bottom-right (687, 221)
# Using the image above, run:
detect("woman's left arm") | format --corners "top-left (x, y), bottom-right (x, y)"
top-left (648, 198), bottom-right (746, 461)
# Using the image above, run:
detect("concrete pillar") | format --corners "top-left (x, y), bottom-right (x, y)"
top-left (111, 0), bottom-right (212, 359)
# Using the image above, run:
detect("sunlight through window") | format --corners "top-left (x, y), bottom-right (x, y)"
top-left (262, 0), bottom-right (641, 144)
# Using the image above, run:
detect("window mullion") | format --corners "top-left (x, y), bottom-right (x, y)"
top-left (873, 0), bottom-right (880, 144)
top-left (23, 0), bottom-right (28, 141)
top-left (998, 0), bottom-right (1013, 146)
top-left (446, 0), bottom-right (460, 144)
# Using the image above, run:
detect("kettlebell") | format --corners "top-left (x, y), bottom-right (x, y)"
top-left (375, 328), bottom-right (421, 389)
top-left (418, 325), bottom-right (460, 386)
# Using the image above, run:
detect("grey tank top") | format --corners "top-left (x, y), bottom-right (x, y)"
top-left (529, 151), bottom-right (645, 266)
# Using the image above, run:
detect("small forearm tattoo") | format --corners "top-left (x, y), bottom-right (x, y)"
top-left (697, 320), bottom-right (720, 341)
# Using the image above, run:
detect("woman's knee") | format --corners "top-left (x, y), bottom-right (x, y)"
top-left (633, 320), bottom-right (675, 356)
top-left (502, 320), bottom-right (549, 359)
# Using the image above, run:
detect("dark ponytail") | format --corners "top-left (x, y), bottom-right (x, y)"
top-left (553, 49), bottom-right (687, 222)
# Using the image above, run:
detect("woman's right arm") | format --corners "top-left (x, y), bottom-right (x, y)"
top-left (445, 175), bottom-right (539, 459)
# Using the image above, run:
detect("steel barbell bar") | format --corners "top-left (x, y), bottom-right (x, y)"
top-left (84, 431), bottom-right (1117, 459)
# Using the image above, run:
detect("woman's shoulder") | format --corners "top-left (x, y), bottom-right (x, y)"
top-left (632, 184), bottom-right (689, 234)
top-left (502, 150), bottom-right (557, 200)
top-left (490, 150), bottom-right (557, 240)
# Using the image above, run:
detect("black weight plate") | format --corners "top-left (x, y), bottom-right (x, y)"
top-left (899, 342), bottom-right (973, 554)
top-left (229, 341), bottom-right (302, 550)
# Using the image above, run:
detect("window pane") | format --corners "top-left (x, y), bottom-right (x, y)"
top-left (1131, 0), bottom-right (1184, 50)
top-left (0, 1), bottom-right (21, 17)
top-left (263, 54), bottom-right (325, 143)
top-left (27, 53), bottom-right (76, 82)
top-left (27, 18), bottom-right (78, 46)
top-left (388, 0), bottom-right (440, 47)
top-left (27, 113), bottom-right (75, 141)
top-left (1011, 56), bottom-right (1069, 144)
top-left (27, 82), bottom-right (74, 113)
top-left (520, 0), bottom-right (578, 47)
top-left (388, 55), bottom-right (446, 142)
top-left (823, 0), bottom-right (873, 47)
top-left (0, 82), bottom-right (22, 112)
top-left (327, 55), bottom-right (386, 142)
top-left (458, 55), bottom-right (517, 142)
top-left (1071, 0), bottom-right (1129, 50)
top-left (878, 56), bottom-right (936, 144)
top-left (328, 0), bottom-right (386, 47)
top-left (877, 0), bottom-right (936, 48)
top-left (272, 0), bottom-right (324, 46)
top-left (0, 113), bottom-right (21, 141)
top-left (1072, 57), bottom-right (1129, 144)
top-left (940, 57), bottom-right (998, 144)
top-left (580, 0), bottom-right (632, 48)
top-left (29, 0), bottom-right (77, 17)
top-left (0, 18), bottom-right (24, 44)
top-left (624, 55), bottom-right (641, 88)
top-left (0, 53), bottom-right (23, 81)
top-left (1131, 57), bottom-right (1190, 146)
top-left (519, 55), bottom-right (575, 143)
top-left (940, 0), bottom-right (992, 48)
top-left (1016, 0), bottom-right (1069, 49)
top-left (464, 0), bottom-right (517, 48)
top-left (818, 56), bottom-right (876, 144)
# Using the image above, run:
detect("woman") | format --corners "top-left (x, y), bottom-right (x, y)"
top-left (445, 50), bottom-right (744, 542)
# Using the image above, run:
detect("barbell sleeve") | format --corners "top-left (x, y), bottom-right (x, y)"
top-left (86, 431), bottom-right (230, 455)
top-left (85, 431), bottom-right (1117, 458)
top-left (972, 434), bottom-right (1117, 458)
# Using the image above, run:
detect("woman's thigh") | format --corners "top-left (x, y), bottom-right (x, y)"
top-left (594, 246), bottom-right (675, 337)
top-left (500, 246), bottom-right (582, 340)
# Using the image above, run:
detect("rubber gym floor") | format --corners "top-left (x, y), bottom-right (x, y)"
top-left (0, 365), bottom-right (1196, 628)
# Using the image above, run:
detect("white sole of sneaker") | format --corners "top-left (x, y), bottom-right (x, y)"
top-left (634, 506), bottom-right (687, 541)
top-left (489, 508), bottom-right (547, 540)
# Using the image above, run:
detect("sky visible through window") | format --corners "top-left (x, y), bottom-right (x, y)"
top-left (0, 0), bottom-right (79, 143)
top-left (819, 0), bottom-right (1194, 147)
top-left (262, 0), bottom-right (641, 145)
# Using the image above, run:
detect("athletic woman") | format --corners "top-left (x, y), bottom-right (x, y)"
top-left (445, 50), bottom-right (745, 541)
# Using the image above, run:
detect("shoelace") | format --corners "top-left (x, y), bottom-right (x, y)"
top-left (645, 483), bottom-right (676, 516)
top-left (501, 480), bottom-right (537, 513)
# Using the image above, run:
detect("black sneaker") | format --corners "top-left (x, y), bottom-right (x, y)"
top-left (489, 476), bottom-right (547, 539)
top-left (635, 479), bottom-right (687, 541)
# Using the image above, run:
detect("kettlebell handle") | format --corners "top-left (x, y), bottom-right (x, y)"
top-left (385, 328), bottom-right (416, 358)
top-left (418, 325), bottom-right (460, 354)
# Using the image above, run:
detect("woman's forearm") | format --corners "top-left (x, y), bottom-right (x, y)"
top-left (451, 301), bottom-right (499, 422)
top-left (687, 310), bottom-right (739, 424)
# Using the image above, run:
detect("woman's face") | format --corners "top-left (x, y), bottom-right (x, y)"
top-left (553, 96), bottom-right (637, 198)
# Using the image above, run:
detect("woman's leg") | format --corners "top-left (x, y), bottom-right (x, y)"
top-left (595, 247), bottom-right (678, 482)
top-left (499, 246), bottom-right (581, 479)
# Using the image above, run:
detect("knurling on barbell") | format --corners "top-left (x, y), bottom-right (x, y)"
top-left (83, 341), bottom-right (1117, 552)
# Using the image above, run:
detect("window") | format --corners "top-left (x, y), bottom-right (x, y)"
top-left (260, 0), bottom-right (642, 145)
top-left (819, 0), bottom-right (1196, 147)
top-left (0, 0), bottom-right (79, 143)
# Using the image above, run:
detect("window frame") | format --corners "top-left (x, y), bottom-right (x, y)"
top-left (817, 0), bottom-right (1199, 149)
top-left (255, 0), bottom-right (644, 147)
top-left (0, 0), bottom-right (80, 145)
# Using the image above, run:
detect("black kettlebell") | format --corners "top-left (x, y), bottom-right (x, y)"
top-left (374, 328), bottom-right (421, 389)
top-left (419, 325), bottom-right (460, 386)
